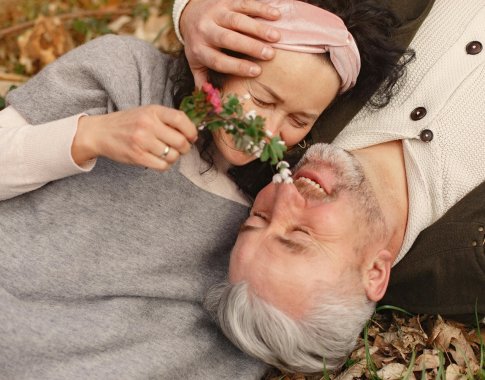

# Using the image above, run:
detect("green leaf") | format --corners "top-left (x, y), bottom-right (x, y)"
top-left (179, 86), bottom-right (288, 169)
top-left (13, 63), bottom-right (26, 76)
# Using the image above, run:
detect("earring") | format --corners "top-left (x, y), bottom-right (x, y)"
top-left (298, 139), bottom-right (308, 149)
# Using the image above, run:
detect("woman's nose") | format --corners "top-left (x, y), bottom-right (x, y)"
top-left (264, 113), bottom-right (285, 137)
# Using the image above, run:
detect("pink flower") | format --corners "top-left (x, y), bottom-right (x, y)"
top-left (202, 82), bottom-right (223, 114)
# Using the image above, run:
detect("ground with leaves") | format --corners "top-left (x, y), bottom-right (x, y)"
top-left (1, 1), bottom-right (484, 379)
top-left (264, 312), bottom-right (484, 380)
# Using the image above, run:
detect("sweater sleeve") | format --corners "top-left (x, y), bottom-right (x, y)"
top-left (0, 106), bottom-right (96, 201)
top-left (6, 34), bottom-right (176, 126)
top-left (172, 0), bottom-right (191, 44)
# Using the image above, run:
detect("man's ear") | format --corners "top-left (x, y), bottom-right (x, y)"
top-left (363, 249), bottom-right (392, 302)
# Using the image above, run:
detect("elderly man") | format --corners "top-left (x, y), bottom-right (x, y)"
top-left (173, 0), bottom-right (485, 373)
top-left (206, 137), bottom-right (484, 372)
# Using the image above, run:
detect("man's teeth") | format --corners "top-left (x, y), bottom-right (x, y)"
top-left (299, 177), bottom-right (326, 193)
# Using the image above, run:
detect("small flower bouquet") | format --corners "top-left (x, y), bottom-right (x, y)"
top-left (180, 83), bottom-right (293, 183)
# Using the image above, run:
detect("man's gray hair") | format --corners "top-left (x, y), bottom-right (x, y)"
top-left (204, 280), bottom-right (375, 374)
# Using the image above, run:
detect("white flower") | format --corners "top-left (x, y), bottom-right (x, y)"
top-left (253, 150), bottom-right (262, 158)
top-left (258, 140), bottom-right (266, 149)
top-left (272, 173), bottom-right (283, 183)
top-left (241, 93), bottom-right (251, 101)
top-left (279, 168), bottom-right (292, 178)
top-left (284, 177), bottom-right (294, 184)
top-left (245, 110), bottom-right (257, 120)
top-left (276, 161), bottom-right (290, 170)
top-left (277, 140), bottom-right (287, 146)
top-left (224, 123), bottom-right (234, 131)
top-left (198, 125), bottom-right (205, 131)
top-left (265, 130), bottom-right (273, 138)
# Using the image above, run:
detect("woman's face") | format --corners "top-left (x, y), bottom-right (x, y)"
top-left (212, 49), bottom-right (340, 166)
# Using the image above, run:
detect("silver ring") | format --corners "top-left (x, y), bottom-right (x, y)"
top-left (161, 145), bottom-right (171, 158)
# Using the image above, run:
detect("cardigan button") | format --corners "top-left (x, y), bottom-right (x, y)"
top-left (479, 226), bottom-right (484, 232)
top-left (410, 107), bottom-right (427, 121)
top-left (472, 240), bottom-right (478, 247)
top-left (419, 129), bottom-right (434, 142)
top-left (466, 41), bottom-right (482, 55)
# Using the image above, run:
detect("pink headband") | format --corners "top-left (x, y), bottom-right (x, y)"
top-left (256, 0), bottom-right (361, 93)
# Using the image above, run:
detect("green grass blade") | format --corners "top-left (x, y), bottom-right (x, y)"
top-left (436, 351), bottom-right (445, 380)
top-left (320, 356), bottom-right (331, 380)
top-left (375, 304), bottom-right (414, 316)
top-left (363, 320), bottom-right (380, 379)
top-left (475, 299), bottom-right (484, 373)
top-left (402, 350), bottom-right (416, 380)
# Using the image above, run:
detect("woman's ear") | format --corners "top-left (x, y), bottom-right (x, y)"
top-left (363, 249), bottom-right (392, 302)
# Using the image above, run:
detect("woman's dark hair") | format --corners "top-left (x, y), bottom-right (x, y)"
top-left (305, 0), bottom-right (414, 108)
top-left (172, 0), bottom-right (414, 198)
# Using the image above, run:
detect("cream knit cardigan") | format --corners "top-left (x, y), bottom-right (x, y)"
top-left (332, 0), bottom-right (485, 263)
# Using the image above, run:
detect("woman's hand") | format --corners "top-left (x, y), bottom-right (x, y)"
top-left (72, 105), bottom-right (198, 171)
top-left (179, 0), bottom-right (282, 86)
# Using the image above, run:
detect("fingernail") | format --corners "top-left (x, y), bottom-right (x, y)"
top-left (261, 46), bottom-right (274, 60)
top-left (249, 66), bottom-right (261, 76)
top-left (269, 8), bottom-right (280, 17)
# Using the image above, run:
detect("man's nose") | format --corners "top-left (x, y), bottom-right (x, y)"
top-left (271, 182), bottom-right (306, 218)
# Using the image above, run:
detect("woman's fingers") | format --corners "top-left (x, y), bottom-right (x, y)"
top-left (154, 107), bottom-right (198, 144)
top-left (74, 106), bottom-right (197, 171)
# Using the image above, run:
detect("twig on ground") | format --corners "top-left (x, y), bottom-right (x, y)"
top-left (0, 8), bottom-right (133, 39)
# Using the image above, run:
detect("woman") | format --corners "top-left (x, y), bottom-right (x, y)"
top-left (0, 1), bottom-right (409, 378)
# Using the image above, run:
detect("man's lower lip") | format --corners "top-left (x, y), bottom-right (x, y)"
top-left (294, 167), bottom-right (333, 194)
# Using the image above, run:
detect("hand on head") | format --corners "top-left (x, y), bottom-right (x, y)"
top-left (179, 0), bottom-right (282, 86)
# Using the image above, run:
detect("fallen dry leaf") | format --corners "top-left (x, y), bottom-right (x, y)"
top-left (431, 316), bottom-right (478, 372)
top-left (376, 362), bottom-right (414, 380)
top-left (17, 15), bottom-right (74, 74)
top-left (445, 363), bottom-right (468, 380)
top-left (334, 359), bottom-right (366, 380)
top-left (413, 349), bottom-right (440, 371)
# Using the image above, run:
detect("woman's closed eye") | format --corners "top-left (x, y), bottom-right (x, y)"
top-left (289, 116), bottom-right (309, 129)
top-left (251, 96), bottom-right (274, 108)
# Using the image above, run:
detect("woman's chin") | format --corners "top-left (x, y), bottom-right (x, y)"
top-left (224, 151), bottom-right (256, 166)
top-left (213, 132), bottom-right (256, 166)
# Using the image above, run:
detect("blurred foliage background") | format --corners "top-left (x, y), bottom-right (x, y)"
top-left (0, 0), bottom-right (180, 106)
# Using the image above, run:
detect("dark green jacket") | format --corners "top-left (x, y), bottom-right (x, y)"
top-left (382, 181), bottom-right (485, 323)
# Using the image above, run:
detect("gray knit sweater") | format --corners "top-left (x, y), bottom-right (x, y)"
top-left (1, 35), bottom-right (267, 379)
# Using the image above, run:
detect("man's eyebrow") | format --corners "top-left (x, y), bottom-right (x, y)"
top-left (254, 81), bottom-right (319, 120)
top-left (275, 235), bottom-right (308, 254)
top-left (238, 224), bottom-right (259, 234)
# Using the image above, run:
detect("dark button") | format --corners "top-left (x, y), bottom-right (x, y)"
top-left (410, 107), bottom-right (427, 121)
top-left (420, 129), bottom-right (433, 142)
top-left (466, 41), bottom-right (482, 55)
